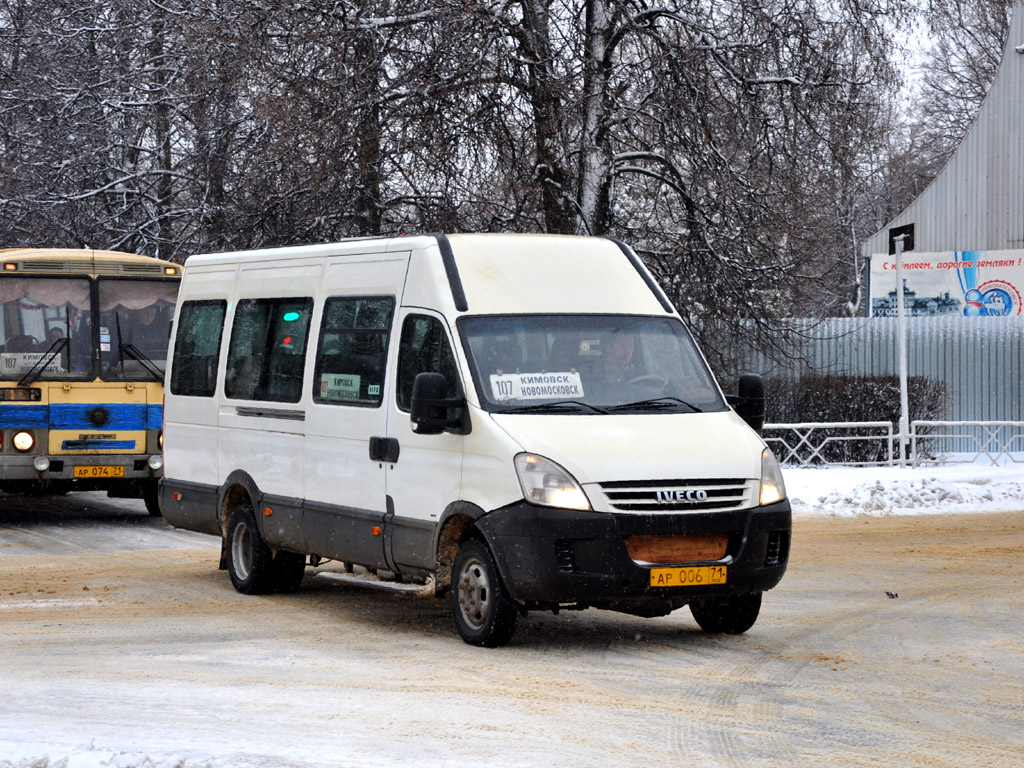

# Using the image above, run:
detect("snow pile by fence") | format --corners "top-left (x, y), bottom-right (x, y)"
top-left (786, 464), bottom-right (1024, 518)
top-left (1, 752), bottom-right (244, 768)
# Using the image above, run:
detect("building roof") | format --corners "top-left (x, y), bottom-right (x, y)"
top-left (863, 2), bottom-right (1024, 257)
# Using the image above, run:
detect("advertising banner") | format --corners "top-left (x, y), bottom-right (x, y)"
top-left (869, 250), bottom-right (1024, 317)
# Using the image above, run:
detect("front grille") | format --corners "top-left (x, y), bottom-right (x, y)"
top-left (10, 260), bottom-right (166, 275)
top-left (120, 263), bottom-right (167, 275)
top-left (597, 478), bottom-right (752, 513)
top-left (18, 260), bottom-right (66, 272)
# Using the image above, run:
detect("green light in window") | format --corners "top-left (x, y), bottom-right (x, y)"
top-left (283, 311), bottom-right (300, 322)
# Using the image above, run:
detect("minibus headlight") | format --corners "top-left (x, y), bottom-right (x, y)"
top-left (13, 431), bottom-right (34, 452)
top-left (514, 453), bottom-right (591, 511)
top-left (759, 447), bottom-right (787, 506)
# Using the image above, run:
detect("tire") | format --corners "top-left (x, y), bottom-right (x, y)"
top-left (143, 480), bottom-right (161, 517)
top-left (451, 538), bottom-right (519, 647)
top-left (225, 503), bottom-right (276, 594)
top-left (690, 592), bottom-right (762, 635)
top-left (269, 550), bottom-right (306, 593)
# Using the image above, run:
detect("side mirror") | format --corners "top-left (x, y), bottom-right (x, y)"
top-left (727, 373), bottom-right (765, 433)
top-left (410, 372), bottom-right (468, 435)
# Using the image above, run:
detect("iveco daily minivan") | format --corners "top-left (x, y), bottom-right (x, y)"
top-left (161, 234), bottom-right (789, 646)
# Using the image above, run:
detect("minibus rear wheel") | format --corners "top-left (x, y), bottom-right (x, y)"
top-left (451, 539), bottom-right (518, 647)
top-left (689, 592), bottom-right (762, 634)
top-left (226, 503), bottom-right (275, 595)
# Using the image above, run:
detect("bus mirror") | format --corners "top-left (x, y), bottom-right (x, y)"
top-left (727, 373), bottom-right (765, 433)
top-left (410, 372), bottom-right (467, 435)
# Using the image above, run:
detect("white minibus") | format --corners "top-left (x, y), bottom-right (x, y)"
top-left (161, 234), bottom-right (789, 646)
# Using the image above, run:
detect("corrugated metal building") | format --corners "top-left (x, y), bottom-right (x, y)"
top-left (862, 2), bottom-right (1024, 257)
top-left (742, 7), bottom-right (1024, 449)
top-left (739, 317), bottom-right (1023, 423)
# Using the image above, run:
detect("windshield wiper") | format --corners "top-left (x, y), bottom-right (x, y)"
top-left (501, 400), bottom-right (609, 415)
top-left (117, 341), bottom-right (164, 381)
top-left (115, 312), bottom-right (163, 381)
top-left (607, 397), bottom-right (703, 413)
top-left (18, 338), bottom-right (68, 387)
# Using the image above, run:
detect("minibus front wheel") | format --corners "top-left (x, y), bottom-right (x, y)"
top-left (689, 592), bottom-right (762, 634)
top-left (451, 539), bottom-right (519, 647)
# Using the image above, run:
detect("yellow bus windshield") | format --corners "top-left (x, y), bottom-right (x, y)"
top-left (0, 275), bottom-right (177, 383)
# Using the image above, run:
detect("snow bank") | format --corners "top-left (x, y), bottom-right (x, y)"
top-left (0, 749), bottom-right (268, 768)
top-left (1, 751), bottom-right (216, 768)
top-left (785, 463), bottom-right (1024, 518)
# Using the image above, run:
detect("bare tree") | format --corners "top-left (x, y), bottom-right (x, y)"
top-left (914, 0), bottom-right (1014, 165)
top-left (0, 0), bottom-right (919, 370)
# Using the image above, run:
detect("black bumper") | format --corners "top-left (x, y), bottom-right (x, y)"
top-left (475, 500), bottom-right (791, 612)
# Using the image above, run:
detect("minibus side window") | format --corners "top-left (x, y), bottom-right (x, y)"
top-left (313, 296), bottom-right (394, 406)
top-left (396, 315), bottom-right (458, 411)
top-left (224, 297), bottom-right (313, 403)
top-left (170, 300), bottom-right (226, 397)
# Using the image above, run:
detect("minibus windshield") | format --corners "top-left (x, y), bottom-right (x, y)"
top-left (459, 315), bottom-right (727, 414)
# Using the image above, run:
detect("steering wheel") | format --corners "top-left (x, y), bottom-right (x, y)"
top-left (627, 374), bottom-right (669, 389)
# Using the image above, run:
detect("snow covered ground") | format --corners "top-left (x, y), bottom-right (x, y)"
top-left (1, 463), bottom-right (1021, 768)
top-left (785, 461), bottom-right (1024, 518)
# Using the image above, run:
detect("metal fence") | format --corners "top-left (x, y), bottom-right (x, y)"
top-left (764, 421), bottom-right (1024, 467)
top-left (741, 317), bottom-right (1023, 420)
top-left (736, 317), bottom-right (1023, 452)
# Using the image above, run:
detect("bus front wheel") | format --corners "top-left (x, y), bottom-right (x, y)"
top-left (142, 480), bottom-right (161, 517)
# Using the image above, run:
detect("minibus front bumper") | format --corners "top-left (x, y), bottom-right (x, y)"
top-left (474, 500), bottom-right (791, 613)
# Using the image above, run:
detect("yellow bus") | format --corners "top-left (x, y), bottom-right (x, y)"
top-left (0, 248), bottom-right (180, 514)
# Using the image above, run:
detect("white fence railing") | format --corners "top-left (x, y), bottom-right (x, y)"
top-left (910, 421), bottom-right (1024, 467)
top-left (763, 422), bottom-right (894, 467)
top-left (764, 421), bottom-right (1024, 467)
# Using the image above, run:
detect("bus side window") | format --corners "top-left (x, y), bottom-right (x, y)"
top-left (225, 297), bottom-right (312, 403)
top-left (170, 301), bottom-right (226, 397)
top-left (313, 296), bottom-right (394, 406)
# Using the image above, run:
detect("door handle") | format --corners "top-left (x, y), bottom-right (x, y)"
top-left (369, 436), bottom-right (400, 463)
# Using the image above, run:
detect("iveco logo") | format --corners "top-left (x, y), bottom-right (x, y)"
top-left (656, 489), bottom-right (708, 503)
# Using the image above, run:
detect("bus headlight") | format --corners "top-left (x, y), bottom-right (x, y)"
top-left (514, 453), bottom-right (591, 511)
top-left (13, 431), bottom-right (34, 452)
top-left (148, 454), bottom-right (163, 471)
top-left (759, 448), bottom-right (787, 505)
top-left (33, 456), bottom-right (50, 472)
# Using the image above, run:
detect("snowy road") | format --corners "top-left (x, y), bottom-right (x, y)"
top-left (1, 490), bottom-right (1022, 768)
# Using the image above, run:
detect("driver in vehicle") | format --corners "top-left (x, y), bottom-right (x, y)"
top-left (123, 304), bottom-right (167, 357)
top-left (599, 329), bottom-right (641, 384)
